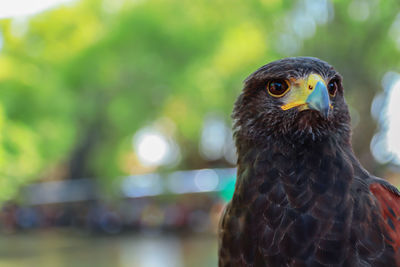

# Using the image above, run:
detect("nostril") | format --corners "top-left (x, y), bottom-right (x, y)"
top-left (308, 85), bottom-right (313, 90)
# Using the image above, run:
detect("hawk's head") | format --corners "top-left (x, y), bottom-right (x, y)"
top-left (233, 57), bottom-right (351, 145)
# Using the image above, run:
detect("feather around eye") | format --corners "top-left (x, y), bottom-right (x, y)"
top-left (267, 80), bottom-right (289, 97)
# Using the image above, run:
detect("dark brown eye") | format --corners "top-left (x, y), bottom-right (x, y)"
top-left (328, 80), bottom-right (338, 96)
top-left (268, 80), bottom-right (289, 97)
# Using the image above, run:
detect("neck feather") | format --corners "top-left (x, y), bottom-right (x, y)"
top-left (234, 136), bottom-right (354, 214)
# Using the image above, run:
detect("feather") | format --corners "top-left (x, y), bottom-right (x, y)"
top-left (218, 57), bottom-right (400, 266)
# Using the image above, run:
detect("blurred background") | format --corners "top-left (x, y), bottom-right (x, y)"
top-left (0, 0), bottom-right (400, 266)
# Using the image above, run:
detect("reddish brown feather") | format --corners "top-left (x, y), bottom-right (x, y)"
top-left (370, 183), bottom-right (400, 251)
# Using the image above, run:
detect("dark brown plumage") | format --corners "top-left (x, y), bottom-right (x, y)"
top-left (218, 57), bottom-right (400, 266)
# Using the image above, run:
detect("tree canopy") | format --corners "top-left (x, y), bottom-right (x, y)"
top-left (0, 0), bottom-right (400, 201)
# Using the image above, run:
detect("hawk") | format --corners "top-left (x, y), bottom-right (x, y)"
top-left (218, 57), bottom-right (400, 266)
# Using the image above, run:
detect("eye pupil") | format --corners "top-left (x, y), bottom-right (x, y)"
top-left (268, 80), bottom-right (289, 96)
top-left (328, 81), bottom-right (338, 96)
top-left (273, 82), bottom-right (283, 91)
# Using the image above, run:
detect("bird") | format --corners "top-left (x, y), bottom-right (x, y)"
top-left (218, 57), bottom-right (400, 266)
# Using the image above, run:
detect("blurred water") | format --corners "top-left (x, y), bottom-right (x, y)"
top-left (0, 231), bottom-right (218, 267)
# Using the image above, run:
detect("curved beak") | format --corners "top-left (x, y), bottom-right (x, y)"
top-left (280, 74), bottom-right (331, 118)
top-left (306, 81), bottom-right (330, 118)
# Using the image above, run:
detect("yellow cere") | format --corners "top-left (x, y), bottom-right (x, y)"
top-left (280, 74), bottom-right (326, 111)
top-left (281, 101), bottom-right (306, 111)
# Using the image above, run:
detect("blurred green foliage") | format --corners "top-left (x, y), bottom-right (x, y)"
top-left (0, 0), bottom-right (400, 201)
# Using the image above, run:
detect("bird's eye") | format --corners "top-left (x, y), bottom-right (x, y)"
top-left (267, 80), bottom-right (289, 97)
top-left (328, 80), bottom-right (338, 96)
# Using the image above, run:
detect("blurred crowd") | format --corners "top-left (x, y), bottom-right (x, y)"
top-left (0, 194), bottom-right (225, 235)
